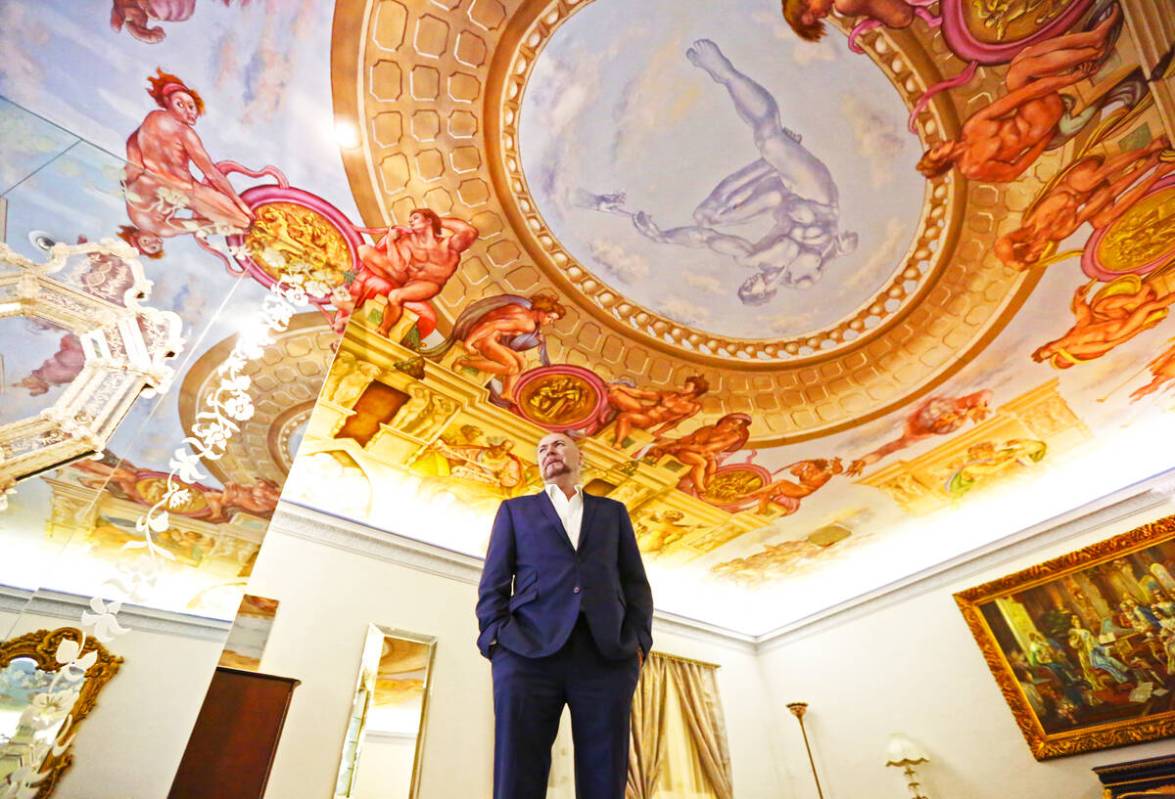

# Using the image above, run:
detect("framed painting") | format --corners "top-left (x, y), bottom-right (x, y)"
top-left (955, 514), bottom-right (1175, 760)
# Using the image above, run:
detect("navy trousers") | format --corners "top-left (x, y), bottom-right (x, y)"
top-left (491, 615), bottom-right (640, 799)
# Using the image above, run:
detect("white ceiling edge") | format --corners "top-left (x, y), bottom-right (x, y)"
top-left (0, 585), bottom-right (232, 642)
top-left (756, 471), bottom-right (1175, 650)
top-left (3, 473), bottom-right (1162, 653)
top-left (276, 466), bottom-right (1175, 653)
top-left (271, 501), bottom-right (757, 651)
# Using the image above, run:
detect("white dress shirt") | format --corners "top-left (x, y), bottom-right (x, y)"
top-left (544, 482), bottom-right (584, 550)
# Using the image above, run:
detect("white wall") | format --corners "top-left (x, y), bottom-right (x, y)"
top-left (353, 734), bottom-right (417, 799)
top-left (5, 608), bottom-right (225, 799)
top-left (250, 516), bottom-right (789, 799)
top-left (759, 497), bottom-right (1175, 799)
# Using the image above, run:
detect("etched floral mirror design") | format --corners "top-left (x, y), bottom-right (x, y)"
top-left (0, 627), bottom-right (122, 797)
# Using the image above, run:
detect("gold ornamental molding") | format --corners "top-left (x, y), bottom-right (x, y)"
top-left (330, 0), bottom-right (1051, 445)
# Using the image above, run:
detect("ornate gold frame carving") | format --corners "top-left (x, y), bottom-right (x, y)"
top-left (0, 627), bottom-right (124, 797)
top-left (955, 515), bottom-right (1175, 761)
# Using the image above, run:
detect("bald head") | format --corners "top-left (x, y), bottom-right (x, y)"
top-left (537, 432), bottom-right (581, 486)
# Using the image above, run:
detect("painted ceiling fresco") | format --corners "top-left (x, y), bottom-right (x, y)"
top-left (3, 0), bottom-right (1175, 637)
top-left (0, 0), bottom-right (347, 625)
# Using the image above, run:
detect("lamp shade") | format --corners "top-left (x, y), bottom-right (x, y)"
top-left (885, 733), bottom-right (929, 767)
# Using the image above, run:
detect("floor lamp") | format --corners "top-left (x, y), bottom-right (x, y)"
top-left (787, 702), bottom-right (825, 799)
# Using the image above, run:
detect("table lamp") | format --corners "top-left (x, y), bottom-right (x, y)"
top-left (885, 733), bottom-right (930, 799)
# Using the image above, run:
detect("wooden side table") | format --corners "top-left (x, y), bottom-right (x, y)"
top-left (168, 667), bottom-right (300, 799)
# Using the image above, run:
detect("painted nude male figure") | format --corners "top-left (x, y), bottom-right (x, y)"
top-left (420, 293), bottom-right (567, 402)
top-left (748, 457), bottom-right (844, 515)
top-left (622, 39), bottom-right (857, 305)
top-left (606, 375), bottom-right (709, 447)
top-left (334, 209), bottom-right (478, 338)
top-left (121, 70), bottom-right (253, 258)
top-left (918, 5), bottom-right (1121, 182)
top-left (846, 390), bottom-right (993, 476)
top-left (996, 136), bottom-right (1173, 270)
top-left (1033, 277), bottom-right (1175, 368)
top-left (647, 413), bottom-right (752, 492)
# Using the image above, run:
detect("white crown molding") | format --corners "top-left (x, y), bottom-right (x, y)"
top-left (1, 586), bottom-right (232, 642)
top-left (276, 470), bottom-right (1175, 656)
top-left (653, 610), bottom-right (756, 651)
top-left (272, 502), bottom-right (486, 584)
top-left (756, 481), bottom-right (1172, 651)
top-left (272, 501), bottom-right (757, 652)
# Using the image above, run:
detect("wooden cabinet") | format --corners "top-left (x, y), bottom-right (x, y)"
top-left (168, 667), bottom-right (300, 799)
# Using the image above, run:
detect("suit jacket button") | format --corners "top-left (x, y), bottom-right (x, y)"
top-left (573, 586), bottom-right (581, 594)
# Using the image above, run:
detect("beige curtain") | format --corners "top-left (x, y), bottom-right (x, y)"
top-left (664, 659), bottom-right (733, 799)
top-left (626, 653), bottom-right (733, 799)
top-left (659, 675), bottom-right (715, 799)
top-left (626, 652), bottom-right (668, 799)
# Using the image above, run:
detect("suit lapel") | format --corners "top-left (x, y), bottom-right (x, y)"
top-left (536, 491), bottom-right (575, 553)
top-left (577, 492), bottom-right (598, 554)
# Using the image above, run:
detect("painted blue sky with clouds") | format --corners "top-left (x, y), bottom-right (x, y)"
top-left (520, 0), bottom-right (925, 340)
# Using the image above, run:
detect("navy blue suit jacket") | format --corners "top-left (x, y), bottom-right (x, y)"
top-left (476, 490), bottom-right (654, 661)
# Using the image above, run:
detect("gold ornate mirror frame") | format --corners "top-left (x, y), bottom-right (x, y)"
top-left (0, 627), bottom-right (123, 797)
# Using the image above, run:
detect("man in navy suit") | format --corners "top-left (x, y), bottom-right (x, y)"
top-left (477, 432), bottom-right (654, 799)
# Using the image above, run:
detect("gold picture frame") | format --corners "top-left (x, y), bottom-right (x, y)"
top-left (0, 627), bottom-right (124, 797)
top-left (956, 514), bottom-right (1175, 760)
